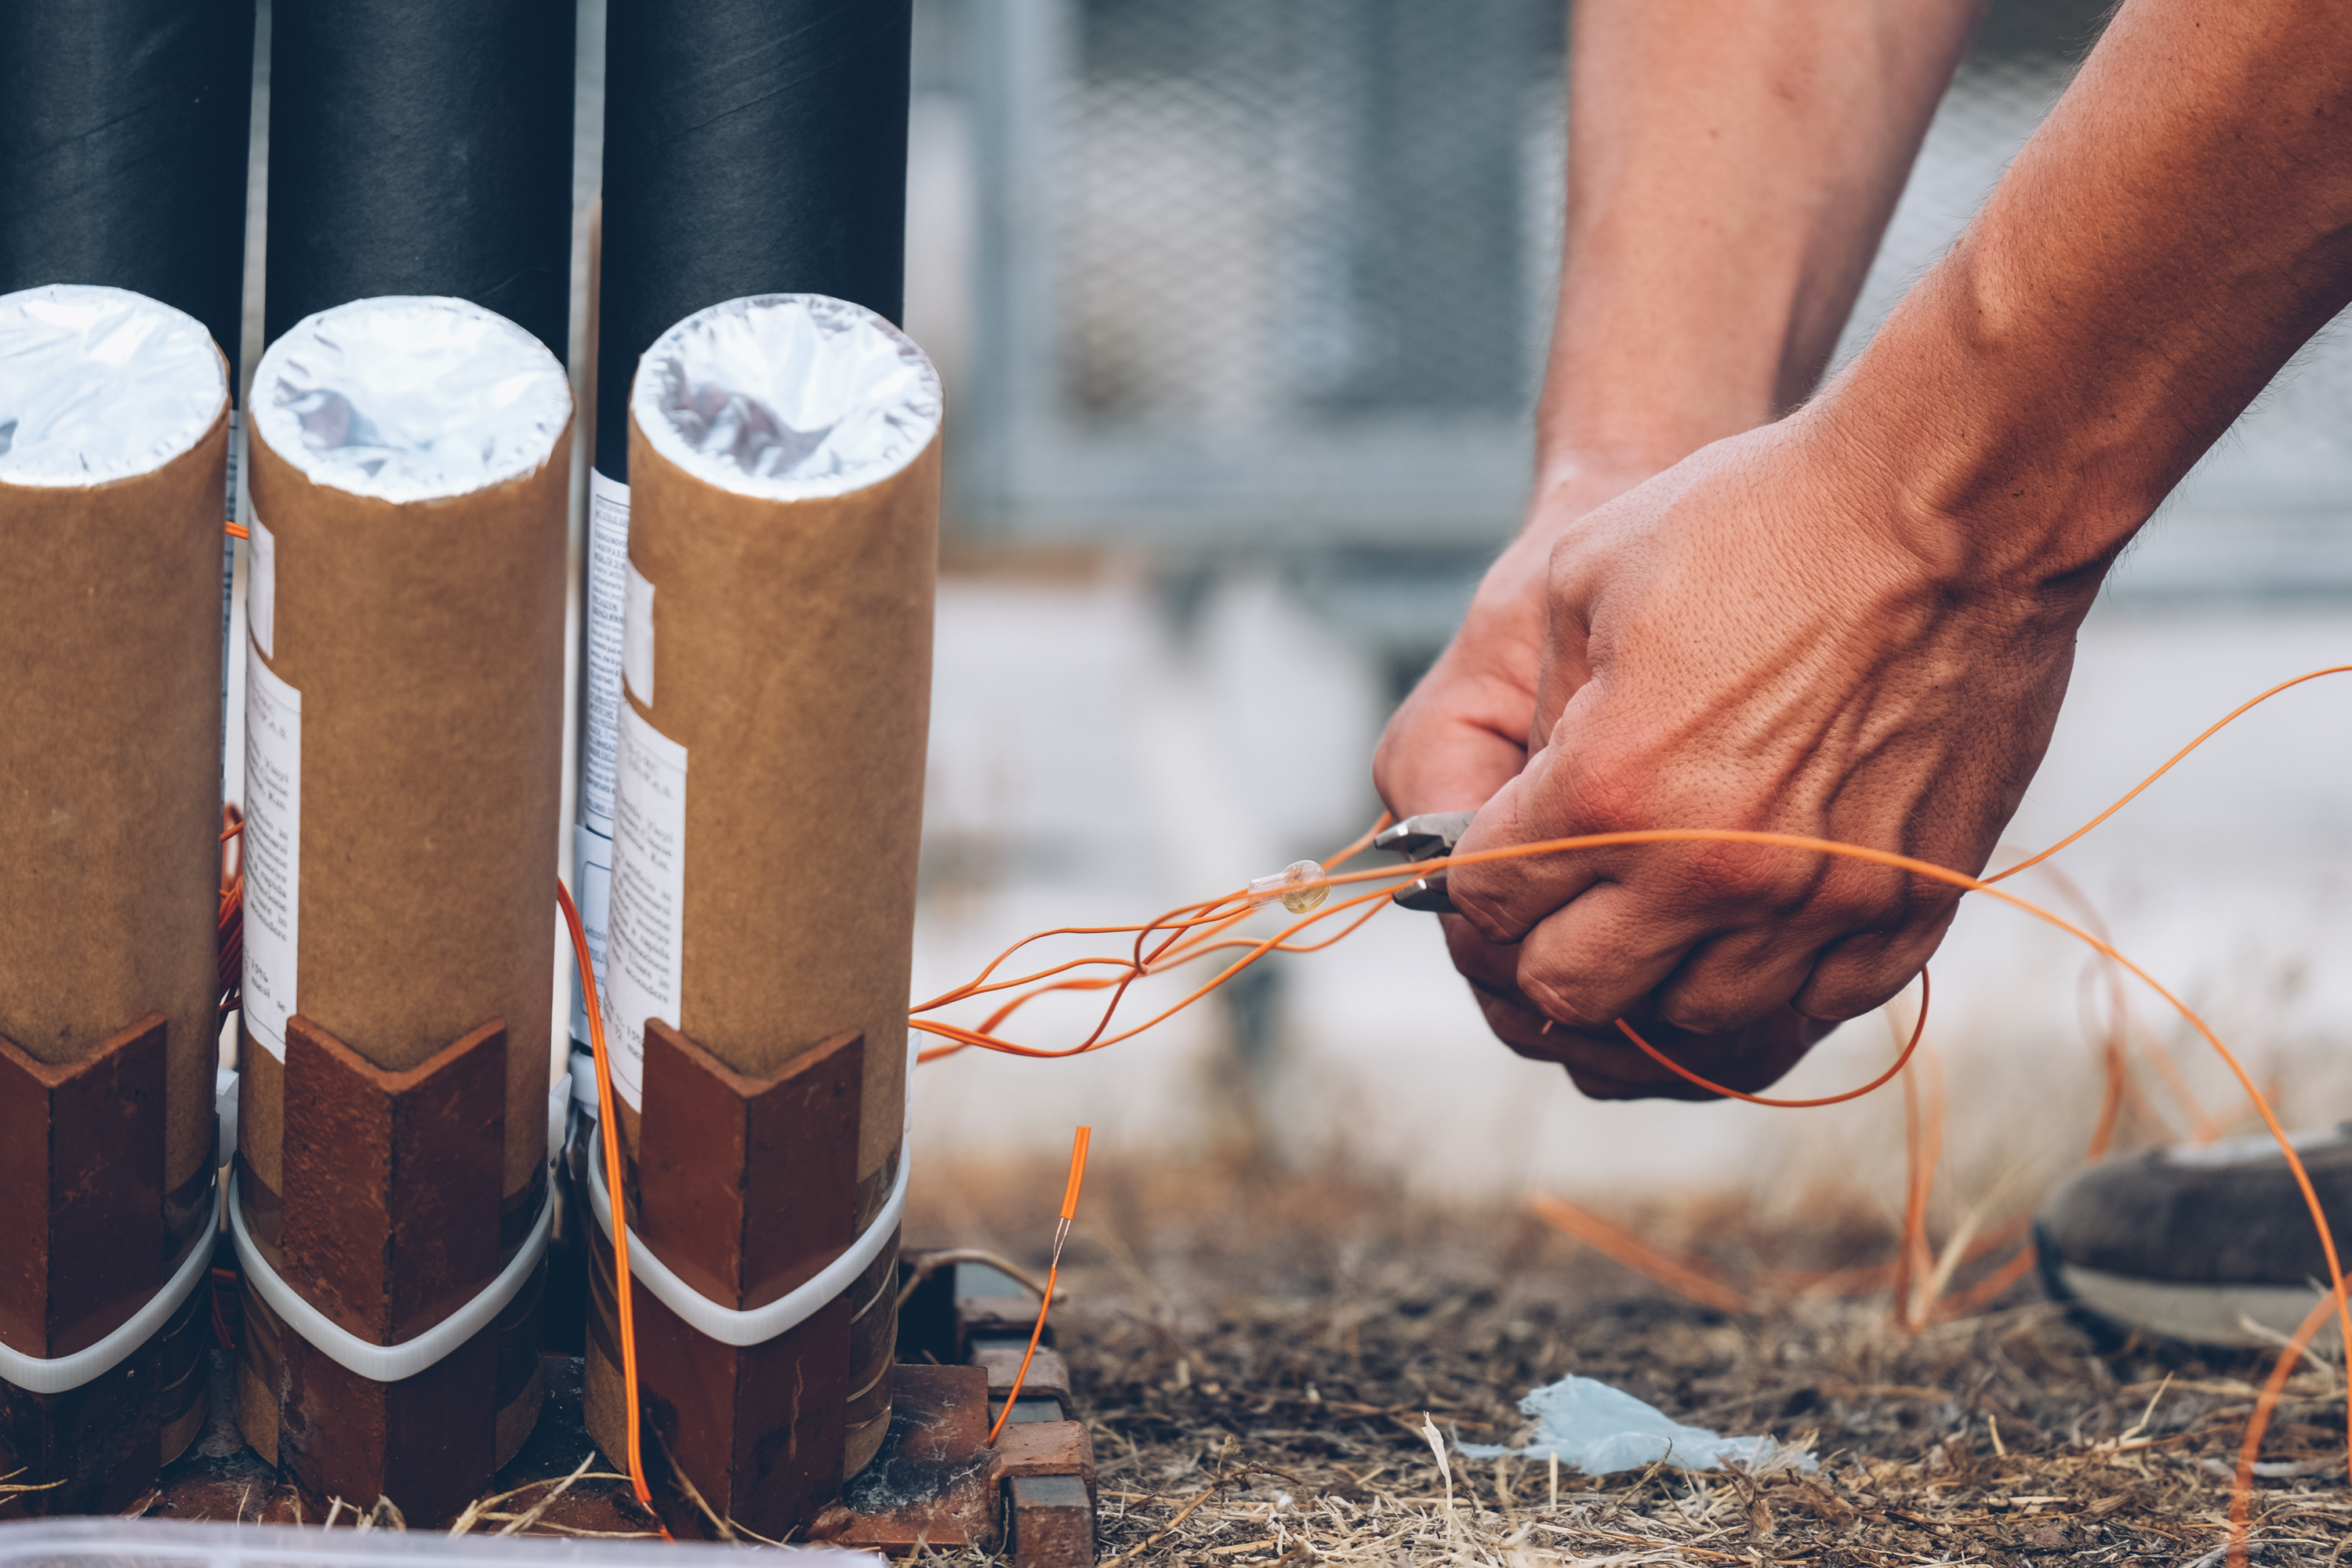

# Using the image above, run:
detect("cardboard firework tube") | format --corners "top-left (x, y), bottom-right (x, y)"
top-left (0, 285), bottom-right (229, 1512)
top-left (265, 0), bottom-right (575, 359)
top-left (235, 297), bottom-right (571, 1521)
top-left (581, 295), bottom-right (940, 1526)
top-left (570, 0), bottom-right (912, 1083)
top-left (0, 0), bottom-right (255, 368)
top-left (595, 0), bottom-right (912, 480)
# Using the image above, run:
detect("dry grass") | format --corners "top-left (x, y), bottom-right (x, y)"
top-left (912, 1151), bottom-right (2350, 1566)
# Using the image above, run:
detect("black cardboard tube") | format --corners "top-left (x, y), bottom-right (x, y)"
top-left (264, 0), bottom-right (575, 358)
top-left (0, 0), bottom-right (256, 374)
top-left (594, 0), bottom-right (913, 481)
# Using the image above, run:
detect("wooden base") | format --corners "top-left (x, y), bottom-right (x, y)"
top-left (581, 1019), bottom-right (895, 1538)
top-left (234, 1013), bottom-right (543, 1524)
top-left (0, 1013), bottom-right (212, 1515)
top-left (151, 1254), bottom-right (1096, 1565)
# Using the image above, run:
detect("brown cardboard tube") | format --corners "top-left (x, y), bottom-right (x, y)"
top-left (608, 295), bottom-right (940, 1178)
top-left (597, 294), bottom-right (940, 1511)
top-left (239, 296), bottom-right (571, 1208)
top-left (0, 289), bottom-right (227, 1212)
top-left (0, 285), bottom-right (228, 1512)
top-left (235, 296), bottom-right (571, 1512)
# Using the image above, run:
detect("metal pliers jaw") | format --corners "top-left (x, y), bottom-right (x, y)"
top-left (1374, 810), bottom-right (1475, 913)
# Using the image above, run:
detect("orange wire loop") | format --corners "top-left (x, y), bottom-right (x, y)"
top-left (1612, 969), bottom-right (1929, 1109)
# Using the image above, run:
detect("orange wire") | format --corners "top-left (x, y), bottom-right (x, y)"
top-left (1901, 1044), bottom-right (1947, 1329)
top-left (2228, 1284), bottom-right (2343, 1568)
top-left (900, 670), bottom-right (2352, 1512)
top-left (911, 885), bottom-right (1396, 1061)
top-left (1931, 1243), bottom-right (2040, 1319)
top-left (987, 1127), bottom-right (1091, 1447)
top-left (1987, 664), bottom-right (2351, 884)
top-left (1523, 1193), bottom-right (1751, 1315)
top-left (1611, 969), bottom-right (1929, 1109)
top-left (556, 881), bottom-right (667, 1536)
top-left (224, 521), bottom-right (249, 541)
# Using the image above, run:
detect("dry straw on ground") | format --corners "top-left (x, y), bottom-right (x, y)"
top-left (913, 1151), bottom-right (2350, 1566)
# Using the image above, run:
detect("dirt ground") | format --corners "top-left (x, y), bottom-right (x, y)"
top-left (914, 1151), bottom-right (2352, 1566)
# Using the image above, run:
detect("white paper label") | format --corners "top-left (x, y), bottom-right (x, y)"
top-left (241, 641), bottom-right (302, 1061)
top-left (222, 412), bottom-right (239, 783)
top-left (225, 408), bottom-right (241, 522)
top-left (567, 822), bottom-right (613, 1051)
top-left (248, 513), bottom-right (277, 659)
top-left (604, 703), bottom-right (687, 1110)
top-left (622, 562), bottom-right (655, 706)
top-left (579, 470), bottom-right (630, 838)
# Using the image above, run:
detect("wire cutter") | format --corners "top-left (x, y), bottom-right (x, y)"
top-left (1374, 811), bottom-right (1475, 912)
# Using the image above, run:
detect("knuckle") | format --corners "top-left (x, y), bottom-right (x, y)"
top-left (1447, 880), bottom-right (1532, 946)
top-left (1518, 973), bottom-right (1617, 1035)
top-left (1656, 995), bottom-right (1747, 1036)
top-left (1672, 841), bottom-right (1817, 913)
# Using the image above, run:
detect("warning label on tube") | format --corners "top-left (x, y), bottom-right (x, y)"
top-left (580, 471), bottom-right (630, 840)
top-left (605, 702), bottom-right (686, 1110)
top-left (243, 643), bottom-right (302, 1062)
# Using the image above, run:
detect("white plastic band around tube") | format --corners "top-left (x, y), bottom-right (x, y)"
top-left (230, 1171), bottom-right (554, 1384)
top-left (0, 1181), bottom-right (223, 1396)
top-left (224, 1072), bottom-right (570, 1385)
top-left (585, 1122), bottom-right (911, 1349)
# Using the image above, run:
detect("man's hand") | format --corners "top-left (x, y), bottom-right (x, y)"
top-left (1446, 417), bottom-right (2088, 1044)
top-left (1367, 0), bottom-right (1980, 1098)
top-left (1377, 0), bottom-right (2352, 1094)
top-left (1374, 465), bottom-right (1653, 821)
top-left (1373, 464), bottom-right (1833, 1103)
top-left (1377, 461), bottom-right (1847, 1101)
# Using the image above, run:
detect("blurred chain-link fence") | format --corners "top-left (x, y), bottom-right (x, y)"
top-left (938, 0), bottom-right (2352, 593)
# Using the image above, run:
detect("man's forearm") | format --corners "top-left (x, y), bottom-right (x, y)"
top-left (1823, 0), bottom-right (2352, 591)
top-left (1539, 0), bottom-right (1984, 495)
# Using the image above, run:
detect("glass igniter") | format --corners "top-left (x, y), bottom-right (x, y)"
top-left (1247, 859), bottom-right (1330, 914)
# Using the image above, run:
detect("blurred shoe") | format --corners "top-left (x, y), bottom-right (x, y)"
top-left (2034, 1126), bottom-right (2352, 1348)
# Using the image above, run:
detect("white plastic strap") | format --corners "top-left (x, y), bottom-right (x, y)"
top-left (585, 1123), bottom-right (910, 1349)
top-left (225, 1074), bottom-right (570, 1385)
top-left (0, 1181), bottom-right (223, 1396)
top-left (230, 1171), bottom-right (553, 1384)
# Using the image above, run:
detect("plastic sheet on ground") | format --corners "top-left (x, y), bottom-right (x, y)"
top-left (1455, 1374), bottom-right (1817, 1475)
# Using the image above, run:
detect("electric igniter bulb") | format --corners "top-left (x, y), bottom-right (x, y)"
top-left (1247, 859), bottom-right (1330, 914)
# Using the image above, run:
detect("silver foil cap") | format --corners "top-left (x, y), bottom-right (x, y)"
top-left (253, 297), bottom-right (571, 503)
top-left (0, 285), bottom-right (227, 488)
top-left (633, 294), bottom-right (942, 500)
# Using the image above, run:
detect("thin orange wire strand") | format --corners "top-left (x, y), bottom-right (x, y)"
top-left (1523, 1193), bottom-right (1752, 1315)
top-left (2228, 1285), bottom-right (2343, 1568)
top-left (1612, 968), bottom-right (1929, 1109)
top-left (913, 815), bottom-right (1396, 1057)
top-left (556, 881), bottom-right (667, 1536)
top-left (1987, 664), bottom-right (2352, 885)
top-left (2020, 853), bottom-right (2208, 1145)
top-left (986, 1126), bottom-right (1092, 1447)
top-left (894, 669), bottom-right (2352, 1520)
top-left (1338, 826), bottom-right (2350, 1467)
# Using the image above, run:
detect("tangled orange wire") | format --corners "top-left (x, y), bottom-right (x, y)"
top-left (880, 663), bottom-right (2350, 1568)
